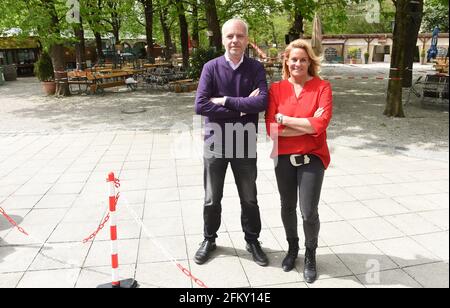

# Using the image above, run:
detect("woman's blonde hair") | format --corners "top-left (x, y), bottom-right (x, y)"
top-left (282, 39), bottom-right (321, 80)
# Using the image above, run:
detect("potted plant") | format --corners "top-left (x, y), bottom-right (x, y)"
top-left (348, 47), bottom-right (359, 64)
top-left (420, 48), bottom-right (426, 65)
top-left (364, 51), bottom-right (370, 64)
top-left (268, 47), bottom-right (279, 62)
top-left (34, 51), bottom-right (55, 95)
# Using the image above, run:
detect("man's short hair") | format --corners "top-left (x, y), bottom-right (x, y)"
top-left (221, 18), bottom-right (249, 36)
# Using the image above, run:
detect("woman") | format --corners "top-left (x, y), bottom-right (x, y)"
top-left (265, 39), bottom-right (332, 283)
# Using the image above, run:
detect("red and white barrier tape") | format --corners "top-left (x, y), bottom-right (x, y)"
top-left (0, 206), bottom-right (29, 236)
top-left (323, 76), bottom-right (402, 81)
top-left (119, 194), bottom-right (208, 288)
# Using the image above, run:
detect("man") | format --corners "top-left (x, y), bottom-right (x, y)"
top-left (194, 18), bottom-right (269, 266)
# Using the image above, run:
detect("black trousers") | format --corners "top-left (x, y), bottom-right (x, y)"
top-left (274, 155), bottom-right (325, 249)
top-left (203, 156), bottom-right (261, 243)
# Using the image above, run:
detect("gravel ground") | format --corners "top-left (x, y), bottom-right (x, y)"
top-left (0, 63), bottom-right (448, 160)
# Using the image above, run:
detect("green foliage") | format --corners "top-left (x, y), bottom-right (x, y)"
top-left (420, 48), bottom-right (426, 57)
top-left (319, 0), bottom-right (395, 35)
top-left (268, 47), bottom-right (279, 58)
top-left (187, 47), bottom-right (223, 79)
top-left (422, 0), bottom-right (449, 32)
top-left (348, 47), bottom-right (359, 59)
top-left (34, 52), bottom-right (54, 82)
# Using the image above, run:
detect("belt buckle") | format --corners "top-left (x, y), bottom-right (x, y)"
top-left (290, 154), bottom-right (310, 167)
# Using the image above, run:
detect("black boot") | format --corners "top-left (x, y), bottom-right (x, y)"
top-left (304, 248), bottom-right (317, 283)
top-left (282, 238), bottom-right (299, 272)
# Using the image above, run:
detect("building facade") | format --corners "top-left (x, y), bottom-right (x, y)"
top-left (303, 33), bottom-right (449, 64)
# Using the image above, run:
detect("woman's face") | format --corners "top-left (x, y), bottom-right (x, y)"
top-left (287, 48), bottom-right (310, 79)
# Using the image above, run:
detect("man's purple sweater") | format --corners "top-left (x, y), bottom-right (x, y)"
top-left (195, 55), bottom-right (268, 155)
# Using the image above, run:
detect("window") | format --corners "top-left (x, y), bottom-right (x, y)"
top-left (324, 47), bottom-right (338, 62)
top-left (18, 49), bottom-right (35, 64)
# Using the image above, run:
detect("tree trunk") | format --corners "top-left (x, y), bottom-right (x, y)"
top-left (109, 1), bottom-right (121, 44)
top-left (175, 0), bottom-right (189, 69)
top-left (46, 0), bottom-right (70, 96)
top-left (204, 0), bottom-right (222, 51)
top-left (271, 21), bottom-right (278, 46)
top-left (74, 18), bottom-right (87, 70)
top-left (95, 32), bottom-right (104, 59)
top-left (191, 0), bottom-right (199, 48)
top-left (403, 0), bottom-right (423, 87)
top-left (385, 0), bottom-right (408, 117)
top-left (112, 26), bottom-right (120, 44)
top-left (142, 0), bottom-right (155, 63)
top-left (287, 11), bottom-right (304, 43)
top-left (159, 7), bottom-right (174, 60)
top-left (50, 44), bottom-right (71, 97)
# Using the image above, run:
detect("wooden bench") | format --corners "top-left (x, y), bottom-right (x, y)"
top-left (433, 57), bottom-right (449, 74)
top-left (68, 70), bottom-right (133, 94)
top-left (169, 79), bottom-right (197, 93)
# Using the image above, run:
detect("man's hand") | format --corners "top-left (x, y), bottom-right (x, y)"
top-left (210, 97), bottom-right (226, 106)
top-left (210, 89), bottom-right (260, 114)
top-left (239, 88), bottom-right (260, 117)
top-left (249, 88), bottom-right (260, 97)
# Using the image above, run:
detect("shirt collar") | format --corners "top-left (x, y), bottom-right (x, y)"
top-left (224, 52), bottom-right (244, 70)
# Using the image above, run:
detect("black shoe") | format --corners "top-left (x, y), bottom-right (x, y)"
top-left (246, 242), bottom-right (269, 267)
top-left (304, 248), bottom-right (317, 283)
top-left (282, 238), bottom-right (299, 272)
top-left (194, 239), bottom-right (216, 265)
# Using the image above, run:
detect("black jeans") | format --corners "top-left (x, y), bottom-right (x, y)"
top-left (203, 156), bottom-right (261, 243)
top-left (274, 155), bottom-right (325, 249)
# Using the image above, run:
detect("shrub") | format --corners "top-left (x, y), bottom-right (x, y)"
top-left (420, 48), bottom-right (426, 58)
top-left (188, 47), bottom-right (223, 79)
top-left (268, 47), bottom-right (279, 58)
top-left (34, 51), bottom-right (54, 82)
top-left (347, 47), bottom-right (359, 59)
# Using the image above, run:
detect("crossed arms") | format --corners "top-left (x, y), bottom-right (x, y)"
top-left (194, 62), bottom-right (268, 119)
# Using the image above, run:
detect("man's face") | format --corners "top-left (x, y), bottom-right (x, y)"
top-left (222, 21), bottom-right (249, 59)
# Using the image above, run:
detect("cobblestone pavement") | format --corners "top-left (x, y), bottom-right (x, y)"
top-left (0, 63), bottom-right (448, 288)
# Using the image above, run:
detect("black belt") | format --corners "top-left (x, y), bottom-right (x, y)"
top-left (290, 154), bottom-right (311, 167)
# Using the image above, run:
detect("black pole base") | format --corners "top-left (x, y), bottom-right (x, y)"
top-left (97, 278), bottom-right (138, 288)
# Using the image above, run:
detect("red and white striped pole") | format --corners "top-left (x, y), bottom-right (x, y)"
top-left (97, 172), bottom-right (137, 288)
top-left (108, 172), bottom-right (120, 287)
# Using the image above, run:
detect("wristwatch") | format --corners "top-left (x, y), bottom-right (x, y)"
top-left (276, 113), bottom-right (284, 124)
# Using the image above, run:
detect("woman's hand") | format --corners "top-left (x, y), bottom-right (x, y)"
top-left (314, 107), bottom-right (324, 118)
